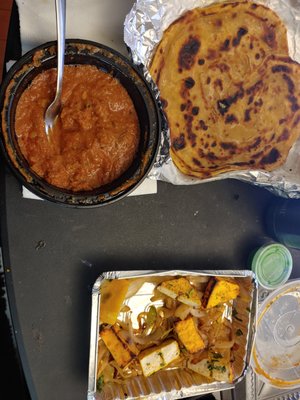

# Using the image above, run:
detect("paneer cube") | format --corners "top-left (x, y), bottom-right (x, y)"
top-left (175, 316), bottom-right (205, 353)
top-left (187, 348), bottom-right (233, 383)
top-left (187, 358), bottom-right (233, 382)
top-left (157, 277), bottom-right (201, 307)
top-left (187, 358), bottom-right (211, 379)
top-left (205, 278), bottom-right (240, 309)
top-left (112, 324), bottom-right (140, 356)
top-left (100, 279), bottom-right (129, 325)
top-left (138, 339), bottom-right (180, 377)
top-left (100, 326), bottom-right (132, 367)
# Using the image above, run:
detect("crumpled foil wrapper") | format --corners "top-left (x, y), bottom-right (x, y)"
top-left (124, 0), bottom-right (300, 198)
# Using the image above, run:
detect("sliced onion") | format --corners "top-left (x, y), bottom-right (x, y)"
top-left (174, 303), bottom-right (191, 320)
top-left (137, 312), bottom-right (148, 330)
top-left (125, 278), bottom-right (146, 299)
top-left (102, 364), bottom-right (115, 383)
top-left (160, 327), bottom-right (174, 340)
top-left (110, 359), bottom-right (141, 379)
top-left (120, 305), bottom-right (131, 312)
top-left (111, 378), bottom-right (125, 384)
top-left (150, 289), bottom-right (167, 302)
top-left (97, 358), bottom-right (109, 378)
top-left (116, 328), bottom-right (130, 342)
top-left (98, 340), bottom-right (109, 360)
top-left (97, 341), bottom-right (110, 377)
top-left (188, 276), bottom-right (210, 284)
top-left (116, 318), bottom-right (129, 330)
top-left (165, 296), bottom-right (177, 310)
top-left (238, 284), bottom-right (252, 302)
top-left (158, 306), bottom-right (175, 319)
top-left (136, 306), bottom-right (163, 336)
top-left (110, 361), bottom-right (130, 378)
top-left (188, 349), bottom-right (207, 364)
top-left (167, 355), bottom-right (186, 369)
top-left (223, 317), bottom-right (232, 329)
top-left (132, 327), bottom-right (166, 345)
top-left (116, 328), bottom-right (140, 355)
top-left (190, 308), bottom-right (206, 318)
top-left (198, 331), bottom-right (208, 347)
top-left (127, 315), bottom-right (169, 346)
top-left (212, 340), bottom-right (234, 349)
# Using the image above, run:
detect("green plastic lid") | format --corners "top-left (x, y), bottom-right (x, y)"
top-left (251, 243), bottom-right (293, 290)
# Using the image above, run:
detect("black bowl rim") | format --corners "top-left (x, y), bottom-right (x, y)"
top-left (0, 39), bottom-right (162, 208)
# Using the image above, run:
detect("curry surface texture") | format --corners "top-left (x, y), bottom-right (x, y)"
top-left (149, 1), bottom-right (300, 178)
top-left (15, 65), bottom-right (140, 191)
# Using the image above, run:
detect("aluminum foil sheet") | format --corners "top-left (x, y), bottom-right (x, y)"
top-left (87, 269), bottom-right (257, 400)
top-left (124, 0), bottom-right (300, 198)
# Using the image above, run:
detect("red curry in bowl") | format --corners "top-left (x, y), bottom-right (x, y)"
top-left (0, 40), bottom-right (161, 207)
top-left (15, 65), bottom-right (140, 192)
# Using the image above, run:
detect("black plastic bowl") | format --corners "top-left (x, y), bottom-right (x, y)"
top-left (0, 39), bottom-right (161, 207)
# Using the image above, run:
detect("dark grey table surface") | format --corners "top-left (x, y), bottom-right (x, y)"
top-left (2, 2), bottom-right (300, 399)
top-left (1, 163), bottom-right (300, 400)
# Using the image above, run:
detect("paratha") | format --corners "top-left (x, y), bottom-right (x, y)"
top-left (149, 1), bottom-right (300, 178)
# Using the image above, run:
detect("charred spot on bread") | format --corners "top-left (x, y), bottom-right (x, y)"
top-left (178, 36), bottom-right (201, 70)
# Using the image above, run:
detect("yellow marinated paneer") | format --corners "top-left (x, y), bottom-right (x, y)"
top-left (206, 279), bottom-right (240, 309)
top-left (100, 326), bottom-right (132, 367)
top-left (157, 277), bottom-right (201, 307)
top-left (100, 279), bottom-right (129, 325)
top-left (112, 324), bottom-right (140, 356)
top-left (138, 339), bottom-right (180, 377)
top-left (175, 316), bottom-right (205, 353)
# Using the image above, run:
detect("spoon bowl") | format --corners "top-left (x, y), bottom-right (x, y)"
top-left (44, 94), bottom-right (62, 137)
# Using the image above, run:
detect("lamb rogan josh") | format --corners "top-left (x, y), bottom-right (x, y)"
top-left (15, 65), bottom-right (140, 191)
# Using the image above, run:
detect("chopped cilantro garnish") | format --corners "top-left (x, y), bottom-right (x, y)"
top-left (211, 352), bottom-right (223, 359)
top-left (207, 361), bottom-right (226, 373)
top-left (96, 375), bottom-right (104, 392)
top-left (207, 362), bottom-right (214, 371)
top-left (215, 365), bottom-right (226, 373)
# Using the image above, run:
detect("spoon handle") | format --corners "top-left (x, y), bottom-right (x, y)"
top-left (55, 0), bottom-right (66, 101)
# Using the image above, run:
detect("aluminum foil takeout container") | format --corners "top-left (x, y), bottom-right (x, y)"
top-left (124, 0), bottom-right (300, 198)
top-left (87, 269), bottom-right (257, 400)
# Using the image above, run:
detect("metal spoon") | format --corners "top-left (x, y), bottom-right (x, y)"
top-left (44, 0), bottom-right (66, 138)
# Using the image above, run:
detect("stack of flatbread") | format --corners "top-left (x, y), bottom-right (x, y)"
top-left (149, 1), bottom-right (300, 178)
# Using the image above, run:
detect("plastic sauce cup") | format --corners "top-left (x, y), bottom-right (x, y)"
top-left (251, 243), bottom-right (293, 290)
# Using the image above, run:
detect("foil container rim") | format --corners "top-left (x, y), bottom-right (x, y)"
top-left (93, 268), bottom-right (257, 285)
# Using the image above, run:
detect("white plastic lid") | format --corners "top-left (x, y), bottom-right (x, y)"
top-left (251, 279), bottom-right (300, 389)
